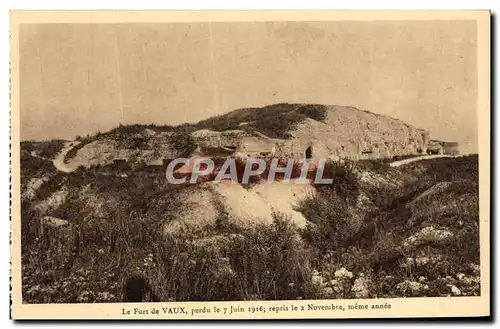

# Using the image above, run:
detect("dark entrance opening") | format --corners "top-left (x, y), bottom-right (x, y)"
top-left (123, 274), bottom-right (159, 302)
top-left (305, 146), bottom-right (313, 159)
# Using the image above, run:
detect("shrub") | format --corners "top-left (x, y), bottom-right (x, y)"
top-left (193, 103), bottom-right (327, 139)
top-left (168, 132), bottom-right (198, 157)
top-left (314, 160), bottom-right (360, 203)
top-left (297, 104), bottom-right (327, 122)
top-left (299, 193), bottom-right (358, 260)
top-left (20, 152), bottom-right (56, 181)
top-left (120, 135), bottom-right (149, 149)
top-left (21, 140), bottom-right (65, 159)
top-left (224, 212), bottom-right (316, 300)
top-left (34, 173), bottom-right (66, 201)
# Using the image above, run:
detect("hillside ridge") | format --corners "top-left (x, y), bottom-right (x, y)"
top-left (22, 103), bottom-right (460, 170)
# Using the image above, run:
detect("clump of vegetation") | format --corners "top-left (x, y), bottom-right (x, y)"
top-left (193, 103), bottom-right (328, 139)
top-left (297, 104), bottom-right (327, 121)
top-left (168, 131), bottom-right (198, 157)
top-left (21, 140), bottom-right (66, 159)
top-left (20, 151), bottom-right (56, 180)
top-left (245, 104), bottom-right (328, 139)
top-left (299, 193), bottom-right (358, 258)
top-left (247, 111), bottom-right (308, 139)
top-left (314, 159), bottom-right (360, 203)
top-left (150, 212), bottom-right (316, 301)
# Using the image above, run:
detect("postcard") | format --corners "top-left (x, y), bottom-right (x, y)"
top-left (10, 10), bottom-right (490, 320)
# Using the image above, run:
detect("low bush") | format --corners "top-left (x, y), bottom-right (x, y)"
top-left (314, 160), bottom-right (360, 203)
top-left (299, 192), bottom-right (358, 262)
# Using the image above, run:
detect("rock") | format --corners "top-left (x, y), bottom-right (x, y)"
top-left (323, 287), bottom-right (334, 296)
top-left (163, 181), bottom-right (314, 236)
top-left (418, 276), bottom-right (427, 283)
top-left (311, 272), bottom-right (325, 286)
top-left (408, 182), bottom-right (453, 206)
top-left (469, 263), bottom-right (480, 275)
top-left (328, 279), bottom-right (339, 286)
top-left (397, 280), bottom-right (424, 294)
top-left (334, 267), bottom-right (353, 279)
top-left (41, 216), bottom-right (69, 227)
top-left (450, 285), bottom-right (461, 296)
top-left (457, 273), bottom-right (466, 280)
top-left (403, 226), bottom-right (454, 249)
top-left (415, 257), bottom-right (430, 266)
top-left (351, 274), bottom-right (370, 298)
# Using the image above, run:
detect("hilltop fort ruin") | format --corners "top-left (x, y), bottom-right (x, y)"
top-left (57, 103), bottom-right (459, 170)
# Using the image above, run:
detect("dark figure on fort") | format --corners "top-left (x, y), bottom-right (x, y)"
top-left (305, 146), bottom-right (313, 159)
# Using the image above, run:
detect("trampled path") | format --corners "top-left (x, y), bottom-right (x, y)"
top-left (389, 154), bottom-right (458, 168)
top-left (31, 141), bottom-right (81, 173)
top-left (52, 141), bottom-right (81, 173)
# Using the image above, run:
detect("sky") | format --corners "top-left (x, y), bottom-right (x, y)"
top-left (19, 20), bottom-right (478, 152)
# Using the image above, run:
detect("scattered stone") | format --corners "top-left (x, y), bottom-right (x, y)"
top-left (462, 277), bottom-right (474, 285)
top-left (457, 273), bottom-right (466, 280)
top-left (403, 226), bottom-right (454, 248)
top-left (450, 285), bottom-right (461, 296)
top-left (41, 216), bottom-right (69, 227)
top-left (397, 280), bottom-right (424, 294)
top-left (334, 267), bottom-right (353, 279)
top-left (418, 276), bottom-right (427, 283)
top-left (416, 257), bottom-right (430, 266)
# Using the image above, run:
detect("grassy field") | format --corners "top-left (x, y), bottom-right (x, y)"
top-left (20, 154), bottom-right (480, 302)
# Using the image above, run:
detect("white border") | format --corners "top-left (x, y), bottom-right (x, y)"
top-left (3, 1), bottom-right (498, 328)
